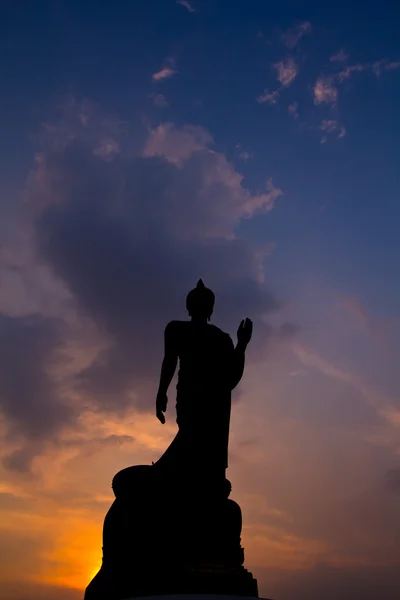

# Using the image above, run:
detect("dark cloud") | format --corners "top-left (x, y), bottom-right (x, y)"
top-left (29, 131), bottom-right (282, 413)
top-left (0, 314), bottom-right (74, 470)
top-left (0, 314), bottom-right (69, 437)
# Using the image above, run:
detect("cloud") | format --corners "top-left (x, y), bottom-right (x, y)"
top-left (330, 49), bottom-right (349, 63)
top-left (150, 93), bottom-right (168, 108)
top-left (93, 138), bottom-right (120, 160)
top-left (24, 109), bottom-right (282, 420)
top-left (372, 59), bottom-right (400, 77)
top-left (235, 144), bottom-right (254, 161)
top-left (0, 315), bottom-right (71, 439)
top-left (257, 58), bottom-right (299, 104)
top-left (143, 122), bottom-right (213, 166)
top-left (0, 314), bottom-right (74, 471)
top-left (335, 59), bottom-right (400, 82)
top-left (320, 119), bottom-right (346, 142)
top-left (343, 296), bottom-right (369, 328)
top-left (313, 77), bottom-right (338, 105)
top-left (273, 58), bottom-right (298, 86)
top-left (288, 102), bottom-right (299, 119)
top-left (281, 21), bottom-right (312, 49)
top-left (257, 89), bottom-right (280, 104)
top-left (176, 0), bottom-right (195, 12)
top-left (238, 151), bottom-right (253, 161)
top-left (292, 343), bottom-right (400, 429)
top-left (338, 64), bottom-right (368, 83)
top-left (152, 58), bottom-right (177, 82)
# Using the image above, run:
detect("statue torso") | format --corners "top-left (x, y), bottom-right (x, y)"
top-left (164, 320), bottom-right (234, 471)
top-left (167, 320), bottom-right (234, 395)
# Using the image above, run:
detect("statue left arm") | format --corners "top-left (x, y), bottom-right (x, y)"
top-left (230, 318), bottom-right (253, 390)
top-left (156, 322), bottom-right (178, 423)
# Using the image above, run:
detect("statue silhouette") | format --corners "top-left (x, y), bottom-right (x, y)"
top-left (84, 280), bottom-right (260, 600)
top-left (154, 279), bottom-right (253, 481)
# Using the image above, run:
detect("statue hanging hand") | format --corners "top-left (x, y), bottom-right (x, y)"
top-left (156, 391), bottom-right (168, 424)
top-left (237, 318), bottom-right (253, 347)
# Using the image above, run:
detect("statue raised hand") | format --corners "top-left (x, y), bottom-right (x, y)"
top-left (237, 318), bottom-right (253, 348)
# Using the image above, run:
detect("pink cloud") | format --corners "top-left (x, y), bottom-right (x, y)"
top-left (176, 0), bottom-right (195, 12)
top-left (384, 60), bottom-right (400, 71)
top-left (313, 77), bottom-right (338, 106)
top-left (288, 102), bottom-right (299, 119)
top-left (143, 123), bottom-right (282, 220)
top-left (342, 295), bottom-right (397, 344)
top-left (93, 138), bottom-right (120, 159)
top-left (273, 58), bottom-right (298, 86)
top-left (373, 59), bottom-right (400, 77)
top-left (330, 49), bottom-right (349, 63)
top-left (320, 119), bottom-right (346, 141)
top-left (281, 21), bottom-right (312, 49)
top-left (292, 343), bottom-right (398, 426)
top-left (143, 122), bottom-right (213, 166)
top-left (338, 64), bottom-right (368, 82)
top-left (235, 144), bottom-right (254, 161)
top-left (257, 89), bottom-right (280, 104)
top-left (343, 296), bottom-right (368, 328)
top-left (333, 59), bottom-right (400, 82)
top-left (152, 58), bottom-right (177, 82)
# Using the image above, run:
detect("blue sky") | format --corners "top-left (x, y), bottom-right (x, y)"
top-left (0, 2), bottom-right (400, 599)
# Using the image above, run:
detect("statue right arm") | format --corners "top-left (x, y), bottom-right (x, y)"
top-left (156, 322), bottom-right (179, 423)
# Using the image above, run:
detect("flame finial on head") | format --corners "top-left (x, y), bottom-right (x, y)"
top-left (186, 279), bottom-right (215, 320)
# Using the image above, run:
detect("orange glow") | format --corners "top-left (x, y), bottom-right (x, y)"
top-left (39, 517), bottom-right (102, 590)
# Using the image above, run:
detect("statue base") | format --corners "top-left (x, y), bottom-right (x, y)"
top-left (84, 465), bottom-right (259, 600)
top-left (86, 563), bottom-right (258, 599)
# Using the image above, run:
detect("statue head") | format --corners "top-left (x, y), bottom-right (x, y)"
top-left (186, 279), bottom-right (215, 321)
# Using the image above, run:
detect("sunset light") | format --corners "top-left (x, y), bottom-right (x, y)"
top-left (0, 2), bottom-right (399, 600)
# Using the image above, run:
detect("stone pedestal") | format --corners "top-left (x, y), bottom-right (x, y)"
top-left (84, 466), bottom-right (258, 600)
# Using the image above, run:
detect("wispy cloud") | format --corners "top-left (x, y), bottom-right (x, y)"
top-left (150, 93), bottom-right (168, 108)
top-left (330, 49), bottom-right (349, 63)
top-left (313, 76), bottom-right (338, 106)
top-left (292, 343), bottom-right (400, 429)
top-left (281, 21), bottom-right (312, 49)
top-left (338, 64), bottom-right (368, 82)
top-left (176, 0), bottom-right (195, 12)
top-left (342, 295), bottom-right (396, 343)
top-left (335, 59), bottom-right (400, 82)
top-left (258, 58), bottom-right (297, 106)
top-left (152, 58), bottom-right (177, 82)
top-left (257, 89), bottom-right (280, 104)
top-left (372, 59), bottom-right (400, 77)
top-left (288, 102), bottom-right (299, 119)
top-left (320, 119), bottom-right (346, 143)
top-left (93, 138), bottom-right (120, 159)
top-left (235, 144), bottom-right (254, 161)
top-left (273, 58), bottom-right (298, 86)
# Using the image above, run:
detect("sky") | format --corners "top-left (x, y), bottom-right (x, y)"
top-left (0, 1), bottom-right (400, 599)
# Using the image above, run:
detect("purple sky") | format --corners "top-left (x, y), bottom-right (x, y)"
top-left (0, 2), bottom-right (399, 599)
